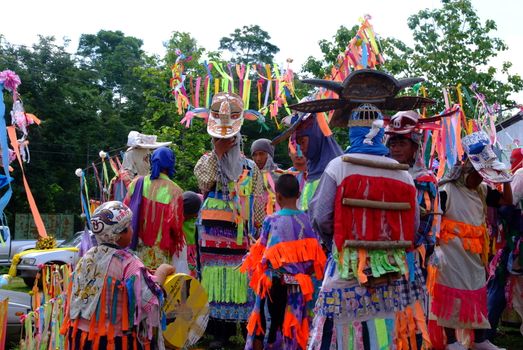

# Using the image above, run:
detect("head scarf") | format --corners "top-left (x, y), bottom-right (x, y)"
top-left (183, 191), bottom-right (203, 216)
top-left (150, 147), bottom-right (175, 180)
top-left (251, 138), bottom-right (277, 171)
top-left (511, 148), bottom-right (523, 172)
top-left (296, 114), bottom-right (342, 181)
top-left (122, 148), bottom-right (152, 177)
top-left (346, 126), bottom-right (389, 156)
top-left (439, 159), bottom-right (475, 187)
top-left (214, 133), bottom-right (243, 182)
top-left (250, 138), bottom-right (275, 158)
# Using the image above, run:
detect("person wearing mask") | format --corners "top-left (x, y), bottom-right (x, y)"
top-left (193, 92), bottom-right (265, 348)
top-left (272, 99), bottom-right (342, 211)
top-left (432, 132), bottom-right (512, 350)
top-left (386, 110), bottom-right (441, 264)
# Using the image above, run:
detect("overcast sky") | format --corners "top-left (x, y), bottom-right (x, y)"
top-left (2, 0), bottom-right (522, 101)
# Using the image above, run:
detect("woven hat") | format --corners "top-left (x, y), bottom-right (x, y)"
top-left (289, 69), bottom-right (435, 127)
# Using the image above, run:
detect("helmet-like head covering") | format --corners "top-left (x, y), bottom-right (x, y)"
top-left (151, 147), bottom-right (175, 180)
top-left (90, 201), bottom-right (133, 244)
top-left (346, 104), bottom-right (389, 156)
top-left (462, 131), bottom-right (512, 183)
top-left (207, 92), bottom-right (244, 139)
top-left (385, 110), bottom-right (423, 144)
top-left (288, 69), bottom-right (434, 128)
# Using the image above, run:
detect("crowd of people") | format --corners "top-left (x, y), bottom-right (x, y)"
top-left (59, 70), bottom-right (522, 350)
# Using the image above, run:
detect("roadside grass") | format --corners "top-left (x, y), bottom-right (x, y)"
top-left (1, 277), bottom-right (31, 293)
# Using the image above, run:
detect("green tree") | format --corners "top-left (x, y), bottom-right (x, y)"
top-left (77, 30), bottom-right (147, 126)
top-left (219, 25), bottom-right (280, 64)
top-left (138, 32), bottom-right (211, 192)
top-left (0, 36), bottom-right (106, 229)
top-left (406, 0), bottom-right (523, 113)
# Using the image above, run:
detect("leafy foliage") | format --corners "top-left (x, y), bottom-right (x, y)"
top-left (1, 1), bottom-right (523, 236)
top-left (219, 25), bottom-right (280, 64)
top-left (405, 0), bottom-right (522, 113)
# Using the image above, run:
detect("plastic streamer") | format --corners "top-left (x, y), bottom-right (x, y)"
top-left (19, 264), bottom-right (72, 350)
top-left (7, 126), bottom-right (47, 237)
top-left (0, 83), bottom-right (13, 226)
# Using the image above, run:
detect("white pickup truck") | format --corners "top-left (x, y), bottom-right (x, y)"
top-left (16, 231), bottom-right (84, 286)
top-left (0, 226), bottom-right (36, 266)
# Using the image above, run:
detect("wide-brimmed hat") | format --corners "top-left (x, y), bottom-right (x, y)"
top-left (289, 69), bottom-right (435, 127)
top-left (271, 96), bottom-right (315, 145)
top-left (462, 131), bottom-right (512, 183)
top-left (127, 131), bottom-right (172, 149)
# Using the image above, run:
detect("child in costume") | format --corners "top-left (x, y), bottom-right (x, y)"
top-left (242, 174), bottom-right (326, 350)
top-left (64, 201), bottom-right (175, 350)
top-left (251, 138), bottom-right (281, 216)
top-left (182, 191), bottom-right (203, 278)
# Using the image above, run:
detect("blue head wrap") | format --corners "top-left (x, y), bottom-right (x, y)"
top-left (150, 147), bottom-right (175, 180)
top-left (346, 127), bottom-right (389, 156)
top-left (345, 105), bottom-right (389, 156)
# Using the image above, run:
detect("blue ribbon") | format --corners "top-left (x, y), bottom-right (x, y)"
top-left (406, 251), bottom-right (415, 282)
top-left (0, 84), bottom-right (13, 224)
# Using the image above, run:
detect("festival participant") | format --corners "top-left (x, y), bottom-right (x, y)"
top-left (65, 201), bottom-right (175, 350)
top-left (194, 92), bottom-right (265, 348)
top-left (182, 191), bottom-right (203, 278)
top-left (432, 131), bottom-right (513, 350)
top-left (510, 148), bottom-right (523, 206)
top-left (290, 70), bottom-right (433, 350)
top-left (123, 131), bottom-right (172, 179)
top-left (386, 110), bottom-right (441, 260)
top-left (486, 148), bottom-right (523, 340)
top-left (124, 146), bottom-right (185, 270)
top-left (251, 138), bottom-right (281, 215)
top-left (111, 131), bottom-right (172, 202)
top-left (272, 100), bottom-right (342, 211)
top-left (242, 174), bottom-right (326, 350)
top-left (287, 142), bottom-right (307, 194)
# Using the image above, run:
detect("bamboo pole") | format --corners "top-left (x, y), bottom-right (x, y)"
top-left (342, 198), bottom-right (411, 210)
top-left (342, 155), bottom-right (409, 170)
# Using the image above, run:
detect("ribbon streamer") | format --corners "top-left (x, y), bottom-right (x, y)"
top-left (7, 126), bottom-right (47, 237)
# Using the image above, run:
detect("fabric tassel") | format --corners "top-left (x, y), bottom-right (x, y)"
top-left (246, 311), bottom-right (264, 336)
top-left (431, 283), bottom-right (487, 324)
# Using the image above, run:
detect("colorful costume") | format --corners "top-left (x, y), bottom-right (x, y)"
top-left (386, 110), bottom-right (443, 253)
top-left (64, 202), bottom-right (166, 350)
top-left (290, 70), bottom-right (433, 349)
top-left (125, 147), bottom-right (185, 269)
top-left (241, 209), bottom-right (326, 350)
top-left (430, 132), bottom-right (512, 349)
top-left (251, 138), bottom-right (281, 216)
top-left (182, 191), bottom-right (203, 278)
top-left (482, 147), bottom-right (523, 342)
top-left (272, 104), bottom-right (342, 211)
top-left (194, 92), bottom-right (265, 322)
